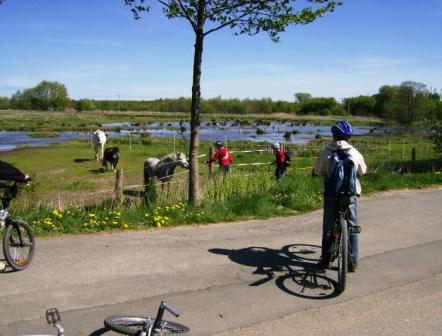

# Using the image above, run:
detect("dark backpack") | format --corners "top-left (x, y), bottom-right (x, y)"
top-left (325, 149), bottom-right (356, 196)
top-left (284, 151), bottom-right (291, 166)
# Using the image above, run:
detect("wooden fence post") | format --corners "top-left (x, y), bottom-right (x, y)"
top-left (115, 169), bottom-right (123, 206)
top-left (208, 146), bottom-right (213, 175)
top-left (411, 147), bottom-right (416, 172)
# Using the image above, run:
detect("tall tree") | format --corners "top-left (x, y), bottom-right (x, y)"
top-left (11, 81), bottom-right (69, 111)
top-left (294, 92), bottom-right (312, 104)
top-left (125, 0), bottom-right (342, 206)
top-left (425, 92), bottom-right (442, 153)
top-left (374, 85), bottom-right (396, 119)
top-left (395, 81), bottom-right (428, 124)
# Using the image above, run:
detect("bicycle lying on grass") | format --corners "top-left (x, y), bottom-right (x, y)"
top-left (0, 179), bottom-right (35, 271)
top-left (105, 301), bottom-right (190, 335)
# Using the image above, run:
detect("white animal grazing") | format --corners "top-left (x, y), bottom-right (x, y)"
top-left (92, 129), bottom-right (107, 161)
top-left (144, 152), bottom-right (189, 187)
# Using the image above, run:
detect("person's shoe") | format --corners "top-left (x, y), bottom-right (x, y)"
top-left (348, 261), bottom-right (358, 272)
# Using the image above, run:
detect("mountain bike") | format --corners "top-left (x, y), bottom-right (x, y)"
top-left (328, 195), bottom-right (360, 294)
top-left (104, 301), bottom-right (190, 335)
top-left (0, 180), bottom-right (35, 271)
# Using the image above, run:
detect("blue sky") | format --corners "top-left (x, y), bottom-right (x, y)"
top-left (0, 0), bottom-right (441, 101)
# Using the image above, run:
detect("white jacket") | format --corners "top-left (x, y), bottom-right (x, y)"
top-left (313, 140), bottom-right (367, 196)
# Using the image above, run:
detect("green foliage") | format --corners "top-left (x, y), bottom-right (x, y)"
top-left (373, 81), bottom-right (432, 124)
top-left (75, 99), bottom-right (97, 112)
top-left (374, 85), bottom-right (396, 119)
top-left (394, 81), bottom-right (428, 124)
top-left (299, 97), bottom-right (345, 115)
top-left (0, 96), bottom-right (11, 109)
top-left (294, 92), bottom-right (312, 104)
top-left (427, 100), bottom-right (442, 153)
top-left (144, 178), bottom-right (157, 206)
top-left (343, 95), bottom-right (376, 116)
top-left (125, 0), bottom-right (342, 41)
top-left (11, 81), bottom-right (69, 111)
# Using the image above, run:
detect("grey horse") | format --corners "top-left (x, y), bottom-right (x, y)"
top-left (144, 152), bottom-right (189, 187)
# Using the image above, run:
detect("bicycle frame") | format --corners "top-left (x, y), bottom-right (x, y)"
top-left (141, 301), bottom-right (180, 336)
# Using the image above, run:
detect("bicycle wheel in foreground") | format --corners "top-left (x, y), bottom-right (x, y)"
top-left (104, 316), bottom-right (190, 335)
top-left (2, 220), bottom-right (35, 271)
top-left (336, 215), bottom-right (348, 294)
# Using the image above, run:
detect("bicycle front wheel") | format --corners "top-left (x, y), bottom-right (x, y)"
top-left (336, 214), bottom-right (348, 294)
top-left (3, 220), bottom-right (35, 271)
top-left (104, 316), bottom-right (190, 335)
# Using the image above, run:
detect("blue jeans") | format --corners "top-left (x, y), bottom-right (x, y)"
top-left (275, 164), bottom-right (286, 182)
top-left (321, 195), bottom-right (359, 263)
top-left (219, 165), bottom-right (231, 173)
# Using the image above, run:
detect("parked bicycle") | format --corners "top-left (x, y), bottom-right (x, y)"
top-left (0, 179), bottom-right (35, 271)
top-left (328, 195), bottom-right (360, 294)
top-left (104, 301), bottom-right (190, 335)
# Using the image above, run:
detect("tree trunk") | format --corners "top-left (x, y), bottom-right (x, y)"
top-left (188, 0), bottom-right (205, 206)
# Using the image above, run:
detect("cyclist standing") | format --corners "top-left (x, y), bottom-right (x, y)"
top-left (206, 140), bottom-right (233, 173)
top-left (270, 142), bottom-right (287, 182)
top-left (313, 121), bottom-right (367, 271)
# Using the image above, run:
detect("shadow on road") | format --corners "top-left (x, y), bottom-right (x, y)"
top-left (89, 326), bottom-right (110, 335)
top-left (209, 244), bottom-right (340, 299)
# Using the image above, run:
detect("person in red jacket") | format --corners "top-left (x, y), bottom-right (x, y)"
top-left (271, 142), bottom-right (286, 182)
top-left (206, 140), bottom-right (233, 173)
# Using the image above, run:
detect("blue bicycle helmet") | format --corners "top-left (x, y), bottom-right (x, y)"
top-left (214, 140), bottom-right (224, 147)
top-left (331, 120), bottom-right (353, 137)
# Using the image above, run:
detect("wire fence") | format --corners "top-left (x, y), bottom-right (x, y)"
top-left (13, 142), bottom-right (440, 210)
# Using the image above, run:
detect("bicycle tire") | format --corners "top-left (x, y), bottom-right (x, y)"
top-left (3, 220), bottom-right (35, 271)
top-left (104, 315), bottom-right (190, 335)
top-left (336, 214), bottom-right (348, 294)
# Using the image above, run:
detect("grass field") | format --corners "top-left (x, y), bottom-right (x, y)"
top-left (0, 128), bottom-right (441, 236)
top-left (0, 106), bottom-right (440, 236)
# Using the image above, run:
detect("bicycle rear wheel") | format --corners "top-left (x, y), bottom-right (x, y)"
top-left (336, 214), bottom-right (348, 294)
top-left (3, 220), bottom-right (35, 271)
top-left (104, 315), bottom-right (190, 335)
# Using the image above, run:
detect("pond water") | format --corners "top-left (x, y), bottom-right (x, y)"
top-left (0, 120), bottom-right (409, 152)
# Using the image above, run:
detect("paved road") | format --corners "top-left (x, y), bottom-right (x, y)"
top-left (1, 188), bottom-right (441, 335)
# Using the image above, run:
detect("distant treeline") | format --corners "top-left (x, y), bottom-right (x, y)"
top-left (1, 80), bottom-right (440, 125)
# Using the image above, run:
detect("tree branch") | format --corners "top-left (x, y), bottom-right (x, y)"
top-left (204, 2), bottom-right (265, 36)
top-left (175, 0), bottom-right (198, 32)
